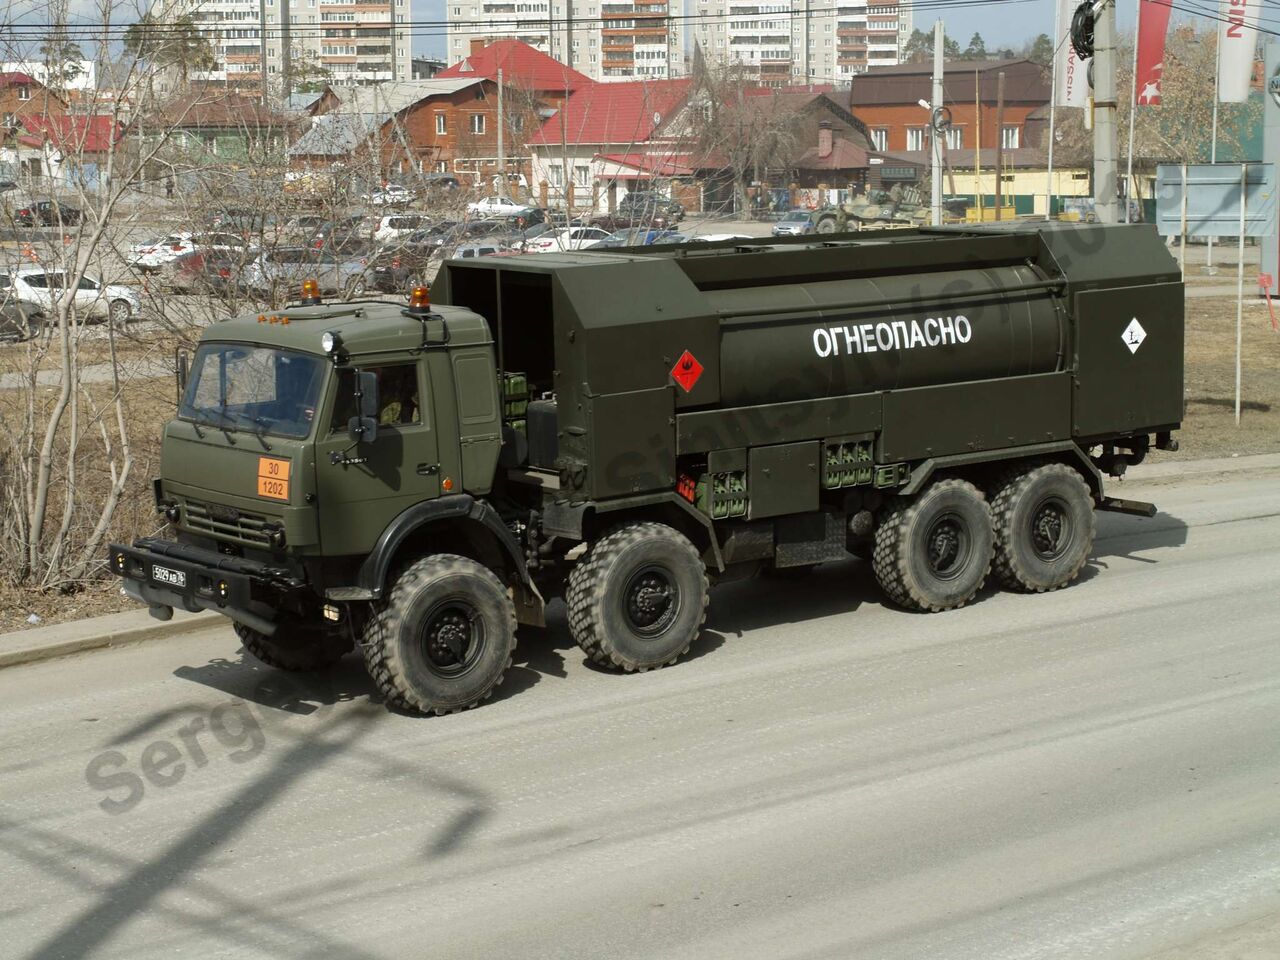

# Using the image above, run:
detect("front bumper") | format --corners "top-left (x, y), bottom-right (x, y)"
top-left (108, 537), bottom-right (309, 635)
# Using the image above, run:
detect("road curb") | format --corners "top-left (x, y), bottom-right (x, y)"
top-left (0, 608), bottom-right (222, 670)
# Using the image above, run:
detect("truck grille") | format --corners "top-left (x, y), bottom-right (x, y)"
top-left (183, 498), bottom-right (274, 548)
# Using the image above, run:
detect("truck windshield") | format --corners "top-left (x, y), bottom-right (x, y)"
top-left (180, 344), bottom-right (327, 439)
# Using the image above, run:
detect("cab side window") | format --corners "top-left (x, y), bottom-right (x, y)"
top-left (330, 364), bottom-right (421, 432)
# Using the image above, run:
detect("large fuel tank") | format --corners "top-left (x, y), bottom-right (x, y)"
top-left (707, 264), bottom-right (1064, 407)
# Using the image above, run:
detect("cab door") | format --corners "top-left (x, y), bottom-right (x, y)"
top-left (313, 360), bottom-right (440, 557)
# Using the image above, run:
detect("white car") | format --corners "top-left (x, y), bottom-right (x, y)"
top-left (361, 184), bottom-right (412, 206)
top-left (369, 214), bottom-right (429, 243)
top-left (525, 226), bottom-right (611, 253)
top-left (129, 232), bottom-right (245, 271)
top-left (466, 196), bottom-right (528, 217)
top-left (2, 267), bottom-right (141, 323)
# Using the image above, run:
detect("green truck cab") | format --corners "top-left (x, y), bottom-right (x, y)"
top-left (111, 223), bottom-right (1184, 716)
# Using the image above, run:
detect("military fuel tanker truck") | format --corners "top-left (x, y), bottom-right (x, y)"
top-left (110, 223), bottom-right (1183, 715)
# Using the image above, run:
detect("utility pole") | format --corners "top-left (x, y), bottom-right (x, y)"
top-left (931, 19), bottom-right (944, 226)
top-left (975, 69), bottom-right (982, 219)
top-left (497, 68), bottom-right (506, 198)
top-left (259, 0), bottom-right (269, 106)
top-left (280, 0), bottom-right (292, 104)
top-left (1093, 0), bottom-right (1120, 223)
top-left (994, 70), bottom-right (1005, 220)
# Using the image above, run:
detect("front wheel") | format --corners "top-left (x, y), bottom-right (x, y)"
top-left (566, 522), bottom-right (709, 671)
top-left (362, 554), bottom-right (516, 715)
top-left (815, 217), bottom-right (837, 234)
top-left (873, 479), bottom-right (994, 612)
top-left (108, 299), bottom-right (133, 324)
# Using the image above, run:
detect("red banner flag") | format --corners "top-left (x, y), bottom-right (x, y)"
top-left (1136, 0), bottom-right (1174, 105)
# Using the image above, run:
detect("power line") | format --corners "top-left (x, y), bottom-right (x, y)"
top-left (0, 0), bottom-right (1042, 40)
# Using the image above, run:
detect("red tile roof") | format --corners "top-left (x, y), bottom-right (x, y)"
top-left (436, 40), bottom-right (593, 93)
top-left (19, 115), bottom-right (124, 154)
top-left (0, 72), bottom-right (37, 87)
top-left (528, 78), bottom-right (692, 147)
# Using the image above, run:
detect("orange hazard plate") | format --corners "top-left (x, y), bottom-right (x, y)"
top-left (257, 457), bottom-right (290, 501)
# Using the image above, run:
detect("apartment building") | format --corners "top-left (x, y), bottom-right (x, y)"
top-left (692, 0), bottom-right (910, 82)
top-left (445, 0), bottom-right (683, 81)
top-left (161, 0), bottom-right (411, 89)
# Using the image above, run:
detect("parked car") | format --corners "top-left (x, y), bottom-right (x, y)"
top-left (525, 226), bottom-right (612, 252)
top-left (240, 248), bottom-right (338, 299)
top-left (0, 296), bottom-right (43, 341)
top-left (281, 215), bottom-right (329, 240)
top-left (365, 246), bottom-right (433, 294)
top-left (2, 267), bottom-right (139, 322)
top-left (772, 210), bottom-right (815, 237)
top-left (466, 196), bottom-right (529, 217)
top-left (504, 222), bottom-right (558, 250)
top-left (591, 227), bottom-right (679, 249)
top-left (13, 199), bottom-right (82, 227)
top-left (311, 216), bottom-right (371, 249)
top-left (450, 242), bottom-right (503, 259)
top-left (421, 173), bottom-right (461, 191)
top-left (617, 190), bottom-right (684, 223)
top-left (360, 183), bottom-right (413, 206)
top-left (369, 214), bottom-right (429, 243)
top-left (161, 248), bottom-right (257, 293)
top-left (129, 232), bottom-right (247, 271)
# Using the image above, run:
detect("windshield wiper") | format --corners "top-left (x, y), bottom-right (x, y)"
top-left (248, 416), bottom-right (273, 451)
top-left (203, 407), bottom-right (238, 444)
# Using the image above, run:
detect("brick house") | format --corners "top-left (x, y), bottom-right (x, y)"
top-left (849, 59), bottom-right (1050, 155)
top-left (289, 42), bottom-right (593, 192)
top-left (0, 72), bottom-right (65, 131)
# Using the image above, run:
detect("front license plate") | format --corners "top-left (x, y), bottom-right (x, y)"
top-left (151, 564), bottom-right (186, 588)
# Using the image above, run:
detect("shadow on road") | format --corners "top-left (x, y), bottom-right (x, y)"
top-left (1091, 509), bottom-right (1190, 567)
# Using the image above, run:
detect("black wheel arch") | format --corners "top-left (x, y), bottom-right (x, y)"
top-left (358, 494), bottom-right (535, 601)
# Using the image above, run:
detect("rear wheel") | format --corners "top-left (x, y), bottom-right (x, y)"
top-left (567, 522), bottom-right (708, 671)
top-left (234, 620), bottom-right (352, 672)
top-left (873, 479), bottom-right (993, 612)
top-left (362, 554), bottom-right (516, 715)
top-left (991, 463), bottom-right (1095, 592)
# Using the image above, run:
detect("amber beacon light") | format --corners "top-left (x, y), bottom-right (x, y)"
top-left (300, 278), bottom-right (321, 304)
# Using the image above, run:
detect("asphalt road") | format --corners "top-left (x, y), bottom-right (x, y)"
top-left (1, 463), bottom-right (1278, 960)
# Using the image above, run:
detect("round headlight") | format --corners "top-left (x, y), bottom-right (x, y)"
top-left (321, 331), bottom-right (336, 353)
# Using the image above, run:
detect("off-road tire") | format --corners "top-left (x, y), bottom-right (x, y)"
top-left (873, 479), bottom-right (993, 612)
top-left (361, 554), bottom-right (516, 715)
top-left (991, 463), bottom-right (1095, 592)
top-left (815, 216), bottom-right (837, 234)
top-left (566, 522), bottom-right (709, 672)
top-left (234, 620), bottom-right (352, 671)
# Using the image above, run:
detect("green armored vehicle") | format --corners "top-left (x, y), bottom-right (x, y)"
top-left (111, 223), bottom-right (1183, 715)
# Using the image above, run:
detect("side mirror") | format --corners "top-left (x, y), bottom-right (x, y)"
top-left (176, 349), bottom-right (189, 403)
top-left (347, 369), bottom-right (378, 444)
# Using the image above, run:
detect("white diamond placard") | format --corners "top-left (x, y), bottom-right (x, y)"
top-left (1121, 317), bottom-right (1147, 354)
